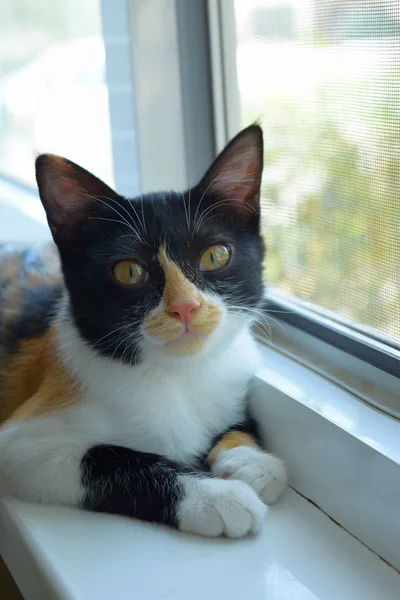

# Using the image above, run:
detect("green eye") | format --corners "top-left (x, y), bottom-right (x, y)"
top-left (113, 260), bottom-right (147, 285)
top-left (199, 244), bottom-right (231, 272)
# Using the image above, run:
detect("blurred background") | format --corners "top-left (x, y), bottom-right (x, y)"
top-left (0, 0), bottom-right (398, 346)
top-left (0, 0), bottom-right (112, 188)
top-left (235, 0), bottom-right (400, 345)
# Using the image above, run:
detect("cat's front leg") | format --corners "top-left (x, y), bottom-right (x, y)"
top-left (83, 445), bottom-right (267, 538)
top-left (207, 418), bottom-right (287, 506)
top-left (0, 420), bottom-right (266, 538)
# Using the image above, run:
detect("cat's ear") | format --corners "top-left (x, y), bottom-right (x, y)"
top-left (196, 124), bottom-right (263, 219)
top-left (35, 154), bottom-right (119, 244)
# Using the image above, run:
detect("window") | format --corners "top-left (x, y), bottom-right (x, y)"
top-left (231, 0), bottom-right (400, 350)
top-left (0, 0), bottom-right (113, 189)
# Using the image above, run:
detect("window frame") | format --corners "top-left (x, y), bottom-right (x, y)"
top-left (123, 0), bottom-right (215, 194)
top-left (265, 290), bottom-right (400, 378)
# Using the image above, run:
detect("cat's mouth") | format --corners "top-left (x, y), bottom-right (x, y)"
top-left (165, 330), bottom-right (205, 346)
top-left (143, 299), bottom-right (222, 355)
top-left (163, 329), bottom-right (208, 355)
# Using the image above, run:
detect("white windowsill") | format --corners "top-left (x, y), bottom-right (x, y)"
top-left (1, 344), bottom-right (399, 599)
top-left (250, 342), bottom-right (400, 572)
top-left (1, 488), bottom-right (399, 600)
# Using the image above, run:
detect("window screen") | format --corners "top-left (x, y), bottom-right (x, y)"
top-left (233, 0), bottom-right (400, 346)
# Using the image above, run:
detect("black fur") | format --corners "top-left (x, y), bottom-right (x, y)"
top-left (81, 445), bottom-right (191, 525)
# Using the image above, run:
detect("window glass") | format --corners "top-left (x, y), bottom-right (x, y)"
top-left (0, 0), bottom-right (113, 189)
top-left (233, 0), bottom-right (400, 345)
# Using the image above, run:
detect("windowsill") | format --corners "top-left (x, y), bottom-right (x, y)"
top-left (1, 343), bottom-right (399, 598)
top-left (254, 340), bottom-right (400, 466)
top-left (1, 489), bottom-right (399, 600)
top-left (250, 341), bottom-right (400, 572)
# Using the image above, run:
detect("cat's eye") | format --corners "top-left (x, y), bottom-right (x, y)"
top-left (113, 260), bottom-right (148, 285)
top-left (199, 244), bottom-right (231, 272)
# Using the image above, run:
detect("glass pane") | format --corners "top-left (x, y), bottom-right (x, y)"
top-left (233, 0), bottom-right (400, 345)
top-left (0, 0), bottom-right (113, 189)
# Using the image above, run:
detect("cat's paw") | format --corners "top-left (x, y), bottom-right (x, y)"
top-left (177, 476), bottom-right (267, 538)
top-left (211, 446), bottom-right (287, 506)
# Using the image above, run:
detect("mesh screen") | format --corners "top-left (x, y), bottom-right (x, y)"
top-left (234, 0), bottom-right (400, 345)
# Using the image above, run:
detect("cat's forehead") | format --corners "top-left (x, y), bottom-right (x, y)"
top-left (120, 190), bottom-right (223, 251)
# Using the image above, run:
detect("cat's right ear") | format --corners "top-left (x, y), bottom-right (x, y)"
top-left (195, 124), bottom-right (264, 222)
top-left (35, 154), bottom-right (120, 245)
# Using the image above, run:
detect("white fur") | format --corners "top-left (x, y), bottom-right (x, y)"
top-left (177, 476), bottom-right (267, 538)
top-left (211, 446), bottom-right (287, 506)
top-left (0, 417), bottom-right (86, 504)
top-left (0, 295), bottom-right (263, 512)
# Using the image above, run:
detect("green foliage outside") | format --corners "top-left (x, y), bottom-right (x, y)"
top-left (243, 66), bottom-right (400, 342)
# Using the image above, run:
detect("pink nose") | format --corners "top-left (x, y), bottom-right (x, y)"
top-left (167, 300), bottom-right (200, 325)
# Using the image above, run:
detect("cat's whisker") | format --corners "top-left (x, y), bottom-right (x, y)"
top-left (89, 217), bottom-right (143, 242)
top-left (80, 191), bottom-right (144, 242)
top-left (228, 303), bottom-right (285, 339)
top-left (140, 196), bottom-right (147, 236)
top-left (115, 233), bottom-right (143, 242)
top-left (127, 198), bottom-right (146, 238)
top-left (120, 333), bottom-right (141, 366)
top-left (191, 172), bottom-right (257, 233)
top-left (129, 339), bottom-right (142, 366)
top-left (253, 321), bottom-right (273, 343)
top-left (195, 198), bottom-right (258, 233)
top-left (187, 153), bottom-right (219, 230)
top-left (82, 193), bottom-right (144, 242)
top-left (192, 173), bottom-right (225, 235)
top-left (111, 320), bottom-right (143, 362)
top-left (228, 305), bottom-right (273, 343)
top-left (103, 195), bottom-right (143, 235)
top-left (92, 323), bottom-right (133, 349)
top-left (181, 191), bottom-right (190, 233)
top-left (227, 303), bottom-right (271, 320)
top-left (111, 325), bottom-right (136, 361)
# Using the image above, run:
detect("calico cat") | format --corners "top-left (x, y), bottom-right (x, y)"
top-left (0, 125), bottom-right (286, 538)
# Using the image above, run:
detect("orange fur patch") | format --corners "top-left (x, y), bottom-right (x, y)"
top-left (207, 431), bottom-right (258, 466)
top-left (142, 248), bottom-right (222, 353)
top-left (1, 328), bottom-right (79, 424)
top-left (158, 248), bottom-right (200, 308)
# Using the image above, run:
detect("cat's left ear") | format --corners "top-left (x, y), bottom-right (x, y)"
top-left (35, 154), bottom-right (120, 245)
top-left (196, 124), bottom-right (263, 220)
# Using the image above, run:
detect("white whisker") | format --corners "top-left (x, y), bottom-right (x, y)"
top-left (80, 191), bottom-right (144, 241)
top-left (92, 323), bottom-right (133, 348)
top-left (195, 198), bottom-right (258, 233)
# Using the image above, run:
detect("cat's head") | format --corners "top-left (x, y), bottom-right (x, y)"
top-left (35, 125), bottom-right (265, 363)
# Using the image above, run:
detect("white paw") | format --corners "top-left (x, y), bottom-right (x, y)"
top-left (177, 476), bottom-right (267, 538)
top-left (211, 446), bottom-right (287, 506)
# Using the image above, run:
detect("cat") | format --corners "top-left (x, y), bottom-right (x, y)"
top-left (0, 125), bottom-right (286, 538)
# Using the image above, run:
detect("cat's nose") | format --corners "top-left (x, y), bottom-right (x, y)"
top-left (167, 300), bottom-right (200, 325)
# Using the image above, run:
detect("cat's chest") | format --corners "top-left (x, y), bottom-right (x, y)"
top-left (67, 328), bottom-right (260, 464)
top-left (102, 367), bottom-right (248, 463)
top-left (79, 341), bottom-right (258, 464)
